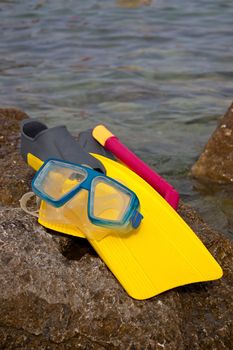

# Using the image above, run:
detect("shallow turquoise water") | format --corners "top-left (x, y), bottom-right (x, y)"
top-left (0, 0), bottom-right (233, 237)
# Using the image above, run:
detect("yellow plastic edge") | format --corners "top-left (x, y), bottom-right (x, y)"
top-left (27, 153), bottom-right (44, 171)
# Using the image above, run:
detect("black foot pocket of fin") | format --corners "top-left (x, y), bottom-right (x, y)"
top-left (20, 120), bottom-right (106, 173)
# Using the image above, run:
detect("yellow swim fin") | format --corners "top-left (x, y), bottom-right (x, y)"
top-left (27, 153), bottom-right (222, 300)
top-left (81, 154), bottom-right (223, 299)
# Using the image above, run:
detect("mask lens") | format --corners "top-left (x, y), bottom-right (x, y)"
top-left (91, 177), bottom-right (132, 224)
top-left (33, 160), bottom-right (87, 202)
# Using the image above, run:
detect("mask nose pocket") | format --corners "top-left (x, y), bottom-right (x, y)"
top-left (65, 189), bottom-right (113, 241)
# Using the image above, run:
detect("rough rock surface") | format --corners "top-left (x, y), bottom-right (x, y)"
top-left (0, 109), bottom-right (233, 349)
top-left (192, 102), bottom-right (233, 183)
top-left (0, 108), bottom-right (33, 207)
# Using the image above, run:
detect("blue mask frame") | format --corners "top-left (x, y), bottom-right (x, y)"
top-left (32, 159), bottom-right (143, 229)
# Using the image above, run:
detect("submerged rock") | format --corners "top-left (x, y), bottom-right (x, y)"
top-left (192, 102), bottom-right (233, 183)
top-left (0, 109), bottom-right (233, 349)
top-left (117, 0), bottom-right (152, 9)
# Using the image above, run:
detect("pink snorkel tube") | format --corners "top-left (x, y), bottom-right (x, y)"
top-left (92, 125), bottom-right (179, 210)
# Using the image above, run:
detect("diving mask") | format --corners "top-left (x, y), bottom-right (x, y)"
top-left (31, 159), bottom-right (143, 240)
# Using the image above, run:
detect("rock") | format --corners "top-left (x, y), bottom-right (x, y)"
top-left (1, 204), bottom-right (233, 349)
top-left (191, 102), bottom-right (233, 183)
top-left (0, 208), bottom-right (184, 350)
top-left (0, 108), bottom-right (33, 207)
top-left (0, 109), bottom-right (233, 349)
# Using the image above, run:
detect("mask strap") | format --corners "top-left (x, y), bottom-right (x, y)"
top-left (19, 192), bottom-right (40, 218)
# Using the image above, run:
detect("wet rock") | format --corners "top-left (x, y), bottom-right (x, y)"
top-left (0, 108), bottom-right (33, 207)
top-left (0, 108), bottom-right (233, 349)
top-left (192, 102), bottom-right (233, 183)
